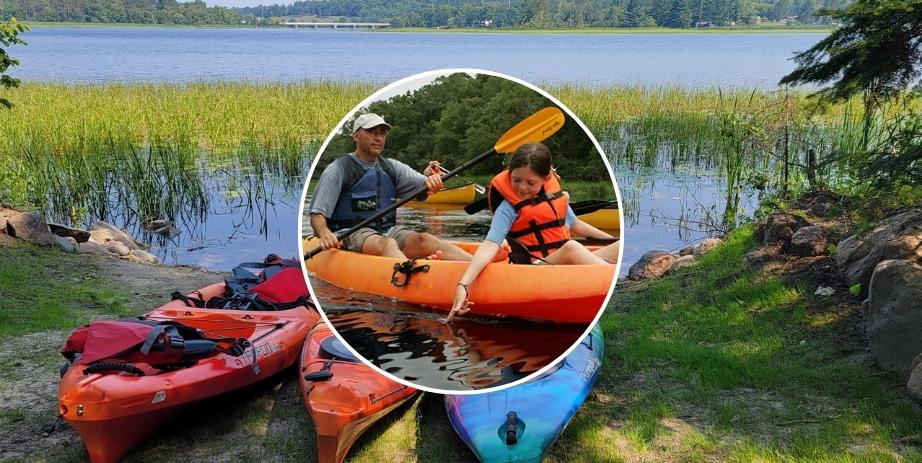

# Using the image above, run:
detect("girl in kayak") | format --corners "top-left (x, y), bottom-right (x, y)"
top-left (446, 142), bottom-right (619, 323)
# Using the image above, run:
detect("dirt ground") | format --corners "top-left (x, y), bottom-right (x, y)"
top-left (0, 241), bottom-right (228, 462)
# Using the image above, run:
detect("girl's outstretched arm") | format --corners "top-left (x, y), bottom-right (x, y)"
top-left (445, 240), bottom-right (501, 323)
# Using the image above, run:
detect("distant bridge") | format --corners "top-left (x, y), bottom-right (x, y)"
top-left (283, 22), bottom-right (391, 30)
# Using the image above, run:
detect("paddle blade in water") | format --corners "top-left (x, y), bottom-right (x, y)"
top-left (494, 107), bottom-right (565, 154)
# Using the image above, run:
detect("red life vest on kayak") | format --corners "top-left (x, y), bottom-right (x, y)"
top-left (488, 169), bottom-right (571, 261)
top-left (61, 319), bottom-right (222, 368)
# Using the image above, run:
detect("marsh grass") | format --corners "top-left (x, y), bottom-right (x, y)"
top-left (0, 82), bottom-right (890, 233)
top-left (0, 82), bottom-right (370, 226)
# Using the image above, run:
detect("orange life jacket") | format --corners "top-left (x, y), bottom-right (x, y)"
top-left (488, 169), bottom-right (571, 261)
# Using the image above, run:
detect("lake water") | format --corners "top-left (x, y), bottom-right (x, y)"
top-left (16, 27), bottom-right (823, 88)
top-left (312, 277), bottom-right (586, 391)
top-left (15, 26), bottom-right (780, 272)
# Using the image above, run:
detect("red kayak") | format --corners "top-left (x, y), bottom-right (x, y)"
top-left (58, 258), bottom-right (319, 463)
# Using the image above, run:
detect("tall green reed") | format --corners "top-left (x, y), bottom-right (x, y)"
top-left (0, 82), bottom-right (370, 226)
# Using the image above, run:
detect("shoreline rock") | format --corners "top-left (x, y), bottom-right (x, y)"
top-left (836, 207), bottom-right (922, 297)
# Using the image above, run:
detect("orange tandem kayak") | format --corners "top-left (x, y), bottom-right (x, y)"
top-left (303, 238), bottom-right (616, 323)
top-left (299, 321), bottom-right (418, 463)
top-left (58, 264), bottom-right (319, 463)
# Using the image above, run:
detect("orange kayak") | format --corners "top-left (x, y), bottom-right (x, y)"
top-left (58, 269), bottom-right (319, 463)
top-left (303, 238), bottom-right (615, 324)
top-left (299, 321), bottom-right (418, 463)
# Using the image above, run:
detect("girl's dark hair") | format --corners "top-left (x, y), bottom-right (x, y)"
top-left (508, 143), bottom-right (552, 177)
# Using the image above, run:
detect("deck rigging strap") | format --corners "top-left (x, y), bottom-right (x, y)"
top-left (390, 259), bottom-right (430, 287)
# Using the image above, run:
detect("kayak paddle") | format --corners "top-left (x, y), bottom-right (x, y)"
top-left (304, 107), bottom-right (566, 260)
top-left (435, 165), bottom-right (486, 195)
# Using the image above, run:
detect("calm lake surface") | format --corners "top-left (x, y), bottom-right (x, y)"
top-left (17, 26), bottom-right (781, 272)
top-left (18, 27), bottom-right (823, 88)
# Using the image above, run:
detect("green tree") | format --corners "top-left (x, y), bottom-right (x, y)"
top-left (780, 0), bottom-right (922, 189)
top-left (0, 17), bottom-right (27, 109)
top-left (667, 0), bottom-right (692, 27)
top-left (317, 73), bottom-right (600, 180)
top-left (780, 0), bottom-right (922, 108)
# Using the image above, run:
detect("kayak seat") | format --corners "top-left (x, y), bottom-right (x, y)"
top-left (319, 337), bottom-right (360, 362)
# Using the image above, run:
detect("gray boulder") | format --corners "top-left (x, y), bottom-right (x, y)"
top-left (790, 226), bottom-right (829, 257)
top-left (52, 235), bottom-right (77, 253)
top-left (908, 354), bottom-right (922, 403)
top-left (128, 249), bottom-right (159, 265)
top-left (106, 241), bottom-right (131, 256)
top-left (6, 211), bottom-right (53, 246)
top-left (145, 219), bottom-right (181, 238)
top-left (628, 251), bottom-right (677, 280)
top-left (88, 221), bottom-right (141, 251)
top-left (0, 207), bottom-right (15, 232)
top-left (745, 244), bottom-right (781, 265)
top-left (866, 259), bottom-right (922, 378)
top-left (762, 212), bottom-right (810, 244)
top-left (836, 208), bottom-right (922, 296)
top-left (48, 223), bottom-right (91, 243)
top-left (669, 255), bottom-right (696, 272)
top-left (693, 237), bottom-right (723, 257)
top-left (77, 240), bottom-right (117, 256)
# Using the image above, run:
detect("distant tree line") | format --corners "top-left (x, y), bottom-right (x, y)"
top-left (318, 73), bottom-right (604, 181)
top-left (1, 0), bottom-right (851, 27)
top-left (0, 0), bottom-right (248, 25)
top-left (240, 0), bottom-right (852, 28)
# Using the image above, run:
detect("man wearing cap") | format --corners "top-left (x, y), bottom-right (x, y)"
top-left (309, 113), bottom-right (473, 261)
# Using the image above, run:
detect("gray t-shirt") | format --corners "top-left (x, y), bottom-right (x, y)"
top-left (309, 152), bottom-right (426, 217)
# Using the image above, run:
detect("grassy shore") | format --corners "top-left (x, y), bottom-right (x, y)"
top-left (2, 214), bottom-right (921, 461)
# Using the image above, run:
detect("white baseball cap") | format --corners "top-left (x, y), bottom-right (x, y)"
top-left (352, 113), bottom-right (392, 134)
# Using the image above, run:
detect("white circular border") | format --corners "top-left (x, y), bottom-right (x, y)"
top-left (297, 68), bottom-right (625, 395)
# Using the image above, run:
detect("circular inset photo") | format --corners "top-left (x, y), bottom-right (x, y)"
top-left (299, 69), bottom-right (622, 393)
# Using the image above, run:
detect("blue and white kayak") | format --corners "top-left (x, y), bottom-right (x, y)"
top-left (444, 325), bottom-right (604, 463)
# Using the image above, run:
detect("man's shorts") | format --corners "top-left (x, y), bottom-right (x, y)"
top-left (341, 225), bottom-right (417, 253)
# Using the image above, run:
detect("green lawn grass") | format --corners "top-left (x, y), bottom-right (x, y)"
top-left (0, 243), bottom-right (132, 337)
top-left (569, 226), bottom-right (922, 461)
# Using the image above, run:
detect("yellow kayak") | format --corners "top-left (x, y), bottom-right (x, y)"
top-left (419, 183), bottom-right (477, 204)
top-left (578, 207), bottom-right (620, 231)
